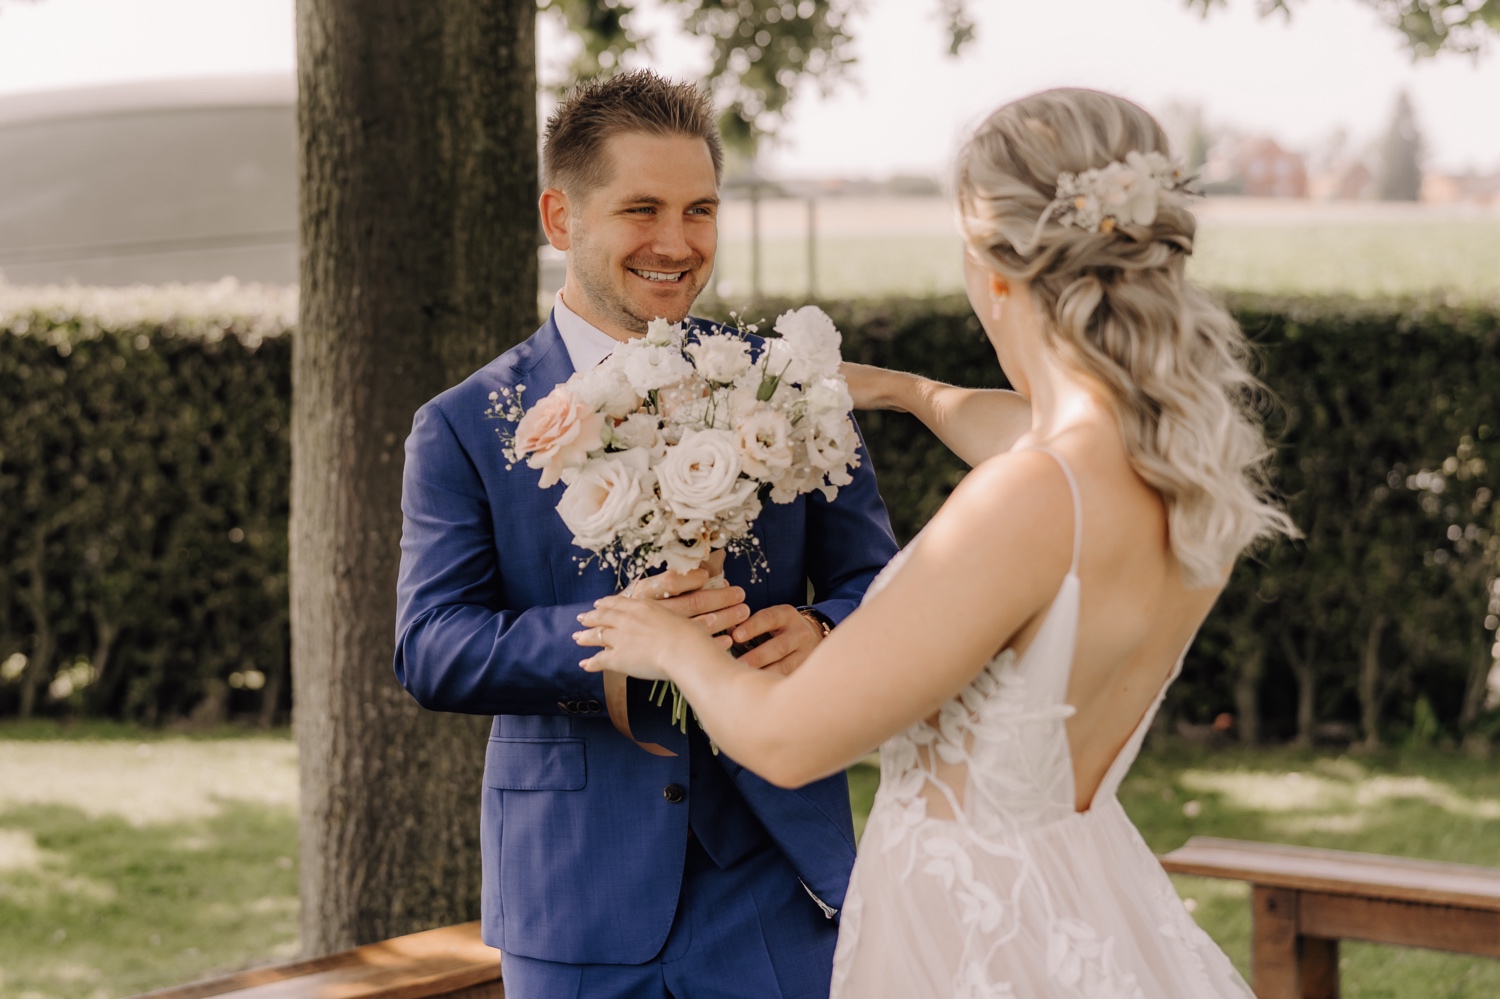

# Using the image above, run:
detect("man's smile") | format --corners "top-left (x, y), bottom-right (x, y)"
top-left (629, 267), bottom-right (689, 284)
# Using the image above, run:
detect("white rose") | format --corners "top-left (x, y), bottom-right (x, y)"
top-left (617, 340), bottom-right (695, 394)
top-left (556, 451), bottom-right (656, 551)
top-left (686, 336), bottom-right (752, 383)
top-left (570, 364), bottom-right (640, 420)
top-left (734, 407), bottom-right (795, 480)
top-left (656, 428), bottom-right (757, 522)
top-left (772, 306), bottom-right (843, 384)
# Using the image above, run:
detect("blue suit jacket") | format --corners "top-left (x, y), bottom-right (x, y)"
top-left (394, 314), bottom-right (898, 965)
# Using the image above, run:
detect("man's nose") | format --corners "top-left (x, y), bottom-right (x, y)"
top-left (650, 216), bottom-right (692, 260)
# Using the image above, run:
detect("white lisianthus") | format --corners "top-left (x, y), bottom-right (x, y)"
top-left (734, 408), bottom-right (795, 480)
top-left (804, 376), bottom-right (854, 421)
top-left (1103, 153), bottom-right (1160, 227)
top-left (772, 305), bottom-right (843, 385)
top-left (659, 520), bottom-right (714, 573)
top-left (656, 428), bottom-right (757, 521)
top-left (686, 337), bottom-right (752, 383)
top-left (608, 411), bottom-right (667, 459)
top-left (618, 340), bottom-right (695, 394)
top-left (570, 364), bottom-right (640, 420)
top-left (645, 317), bottom-right (681, 347)
top-left (556, 450), bottom-right (657, 551)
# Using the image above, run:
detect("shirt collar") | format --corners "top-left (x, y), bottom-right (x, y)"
top-left (553, 291), bottom-right (624, 372)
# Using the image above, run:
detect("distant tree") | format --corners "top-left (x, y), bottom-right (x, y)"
top-left (1376, 89), bottom-right (1424, 201)
top-left (1184, 0), bottom-right (1500, 57)
top-left (540, 0), bottom-right (976, 153)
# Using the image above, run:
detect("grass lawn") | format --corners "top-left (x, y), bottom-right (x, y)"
top-left (4, 726), bottom-right (1500, 997)
top-left (708, 216), bottom-right (1500, 302)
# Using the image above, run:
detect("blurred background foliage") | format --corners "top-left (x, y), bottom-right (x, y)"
top-left (1, 290), bottom-right (1496, 751)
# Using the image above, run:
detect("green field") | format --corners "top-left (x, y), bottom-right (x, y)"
top-left (709, 216), bottom-right (1500, 302)
top-left (3, 729), bottom-right (1500, 997)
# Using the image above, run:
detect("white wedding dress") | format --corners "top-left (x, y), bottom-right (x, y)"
top-left (829, 448), bottom-right (1254, 998)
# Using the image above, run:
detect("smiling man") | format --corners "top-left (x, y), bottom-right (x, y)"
top-left (394, 71), bottom-right (898, 999)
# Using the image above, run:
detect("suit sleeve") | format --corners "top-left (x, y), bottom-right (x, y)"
top-left (802, 418), bottom-right (901, 626)
top-left (393, 400), bottom-right (605, 716)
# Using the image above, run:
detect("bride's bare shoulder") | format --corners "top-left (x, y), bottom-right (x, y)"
top-left (915, 448), bottom-right (1078, 572)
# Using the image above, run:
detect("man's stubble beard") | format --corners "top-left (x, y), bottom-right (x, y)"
top-left (570, 223), bottom-right (708, 335)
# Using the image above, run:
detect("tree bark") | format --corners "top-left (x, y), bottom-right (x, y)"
top-left (1357, 613), bottom-right (1388, 751)
top-left (1279, 631), bottom-right (1317, 747)
top-left (293, 0), bottom-right (538, 954)
top-left (17, 531), bottom-right (55, 720)
top-left (1231, 645), bottom-right (1263, 747)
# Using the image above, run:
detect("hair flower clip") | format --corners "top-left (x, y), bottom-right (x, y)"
top-left (1047, 151), bottom-right (1192, 234)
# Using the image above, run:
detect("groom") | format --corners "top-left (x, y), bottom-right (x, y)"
top-left (395, 71), bottom-right (897, 998)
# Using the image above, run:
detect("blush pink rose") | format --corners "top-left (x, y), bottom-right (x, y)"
top-left (513, 386), bottom-right (606, 488)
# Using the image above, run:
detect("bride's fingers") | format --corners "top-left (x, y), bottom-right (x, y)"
top-left (579, 649), bottom-right (610, 672)
top-left (572, 625), bottom-right (607, 648)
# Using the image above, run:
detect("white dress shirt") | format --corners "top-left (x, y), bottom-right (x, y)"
top-left (553, 291), bottom-right (623, 372)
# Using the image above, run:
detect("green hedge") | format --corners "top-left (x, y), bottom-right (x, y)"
top-left (2, 289), bottom-right (1497, 746)
top-left (0, 286), bottom-right (294, 725)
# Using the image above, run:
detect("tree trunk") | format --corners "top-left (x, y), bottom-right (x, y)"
top-left (1459, 611), bottom-right (1495, 733)
top-left (293, 0), bottom-right (538, 954)
top-left (17, 533), bottom-right (55, 720)
top-left (1231, 645), bottom-right (1263, 746)
top-left (1357, 613), bottom-right (1388, 750)
top-left (1279, 631), bottom-right (1317, 747)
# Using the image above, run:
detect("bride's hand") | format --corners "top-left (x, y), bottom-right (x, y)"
top-left (575, 595), bottom-right (733, 682)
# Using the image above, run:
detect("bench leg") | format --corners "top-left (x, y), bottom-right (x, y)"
top-left (1251, 886), bottom-right (1340, 999)
top-left (1300, 937), bottom-right (1339, 999)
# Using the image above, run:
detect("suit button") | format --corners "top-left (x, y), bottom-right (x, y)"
top-left (585, 699), bottom-right (602, 713)
top-left (663, 783), bottom-right (686, 803)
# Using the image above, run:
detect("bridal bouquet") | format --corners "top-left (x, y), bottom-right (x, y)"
top-left (486, 306), bottom-right (862, 730)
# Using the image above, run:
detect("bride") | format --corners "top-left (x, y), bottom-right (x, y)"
top-left (575, 88), bottom-right (1293, 998)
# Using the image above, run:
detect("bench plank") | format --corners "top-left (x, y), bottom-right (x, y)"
top-left (1299, 893), bottom-right (1500, 960)
top-left (1160, 836), bottom-right (1500, 912)
top-left (127, 922), bottom-right (502, 999)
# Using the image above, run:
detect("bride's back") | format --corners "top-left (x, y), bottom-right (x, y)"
top-left (1007, 424), bottom-right (1224, 812)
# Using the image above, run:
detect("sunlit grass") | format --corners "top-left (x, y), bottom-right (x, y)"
top-left (710, 217), bottom-right (1500, 302)
top-left (6, 729), bottom-right (1500, 997)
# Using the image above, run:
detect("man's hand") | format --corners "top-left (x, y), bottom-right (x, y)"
top-left (623, 551), bottom-right (749, 650)
top-left (729, 605), bottom-right (826, 675)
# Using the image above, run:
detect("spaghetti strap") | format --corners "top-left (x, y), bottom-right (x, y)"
top-left (1025, 446), bottom-right (1082, 576)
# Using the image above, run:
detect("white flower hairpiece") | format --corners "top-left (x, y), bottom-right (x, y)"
top-left (1046, 151), bottom-right (1191, 235)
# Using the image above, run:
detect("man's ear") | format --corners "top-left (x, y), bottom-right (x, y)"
top-left (539, 188), bottom-right (572, 251)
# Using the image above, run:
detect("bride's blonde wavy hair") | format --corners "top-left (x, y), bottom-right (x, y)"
top-left (956, 88), bottom-right (1295, 586)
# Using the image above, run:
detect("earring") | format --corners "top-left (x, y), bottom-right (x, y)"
top-left (990, 295), bottom-right (1006, 321)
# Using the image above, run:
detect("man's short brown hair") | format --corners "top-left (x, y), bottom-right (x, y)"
top-left (543, 70), bottom-right (725, 197)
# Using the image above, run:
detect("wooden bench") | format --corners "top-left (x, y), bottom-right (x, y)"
top-left (1159, 836), bottom-right (1500, 999)
top-left (127, 921), bottom-right (502, 999)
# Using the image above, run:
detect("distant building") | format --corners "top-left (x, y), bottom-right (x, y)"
top-left (1421, 170), bottom-right (1500, 208)
top-left (1309, 161), bottom-right (1375, 202)
top-left (1235, 138), bottom-right (1308, 199)
top-left (0, 75), bottom-right (297, 286)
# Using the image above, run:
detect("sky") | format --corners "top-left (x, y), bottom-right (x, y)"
top-left (0, 0), bottom-right (1496, 177)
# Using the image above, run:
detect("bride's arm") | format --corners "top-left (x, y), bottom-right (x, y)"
top-left (577, 450), bottom-right (1073, 787)
top-left (843, 362), bottom-right (1031, 467)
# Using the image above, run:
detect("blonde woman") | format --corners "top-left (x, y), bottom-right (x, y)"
top-left (575, 88), bottom-right (1293, 997)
